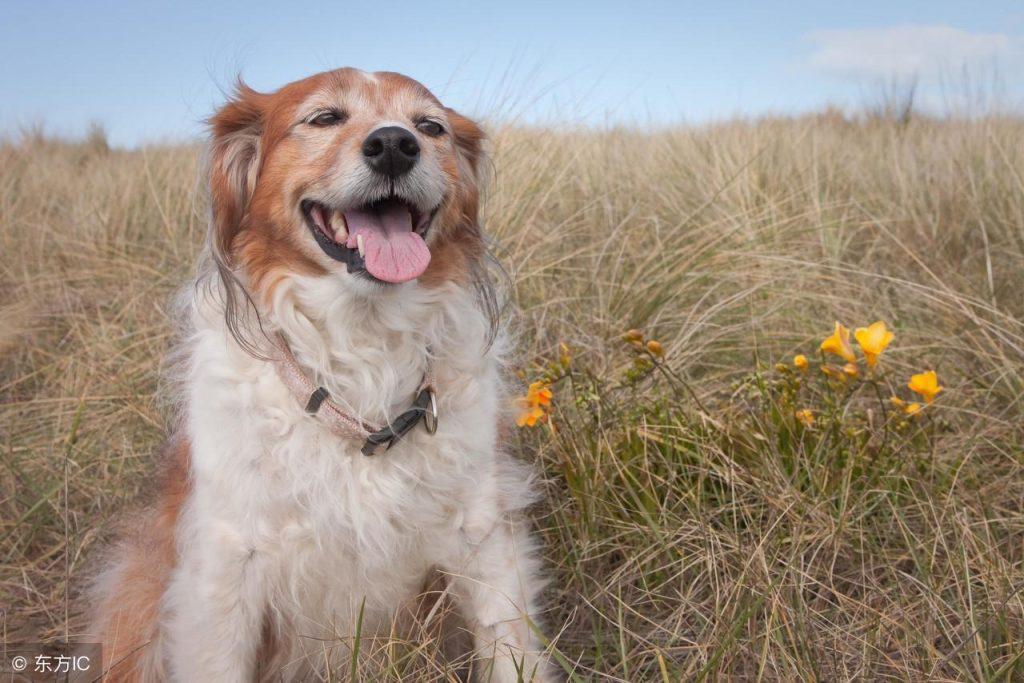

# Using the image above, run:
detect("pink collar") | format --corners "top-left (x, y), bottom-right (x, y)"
top-left (271, 333), bottom-right (437, 455)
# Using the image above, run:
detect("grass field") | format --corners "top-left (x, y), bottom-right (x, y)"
top-left (2, 112), bottom-right (1024, 680)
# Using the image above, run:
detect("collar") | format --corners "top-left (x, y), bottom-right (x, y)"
top-left (271, 333), bottom-right (437, 456)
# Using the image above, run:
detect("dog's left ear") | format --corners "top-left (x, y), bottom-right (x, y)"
top-left (207, 81), bottom-right (268, 263)
top-left (445, 109), bottom-right (486, 186)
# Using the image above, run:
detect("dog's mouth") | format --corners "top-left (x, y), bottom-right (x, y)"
top-left (301, 197), bottom-right (435, 284)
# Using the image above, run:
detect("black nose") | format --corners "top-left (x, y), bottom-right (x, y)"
top-left (362, 126), bottom-right (419, 177)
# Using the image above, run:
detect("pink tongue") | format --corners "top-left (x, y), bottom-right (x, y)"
top-left (343, 202), bottom-right (431, 283)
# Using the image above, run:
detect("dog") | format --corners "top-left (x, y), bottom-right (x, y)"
top-left (85, 68), bottom-right (552, 682)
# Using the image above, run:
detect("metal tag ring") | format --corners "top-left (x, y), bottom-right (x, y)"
top-left (424, 389), bottom-right (438, 434)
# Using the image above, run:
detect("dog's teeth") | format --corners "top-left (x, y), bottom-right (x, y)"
top-left (311, 204), bottom-right (327, 231)
top-left (335, 211), bottom-right (348, 241)
top-left (356, 234), bottom-right (365, 257)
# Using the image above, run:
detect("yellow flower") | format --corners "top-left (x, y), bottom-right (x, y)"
top-left (623, 329), bottom-right (644, 345)
top-left (890, 396), bottom-right (922, 416)
top-left (515, 380), bottom-right (553, 427)
top-left (843, 362), bottom-right (859, 379)
top-left (821, 365), bottom-right (848, 383)
top-left (793, 354), bottom-right (808, 371)
top-left (854, 321), bottom-right (894, 368)
top-left (795, 409), bottom-right (815, 426)
top-left (559, 342), bottom-right (571, 369)
top-left (646, 340), bottom-right (664, 357)
top-left (908, 370), bottom-right (943, 403)
top-left (820, 322), bottom-right (856, 363)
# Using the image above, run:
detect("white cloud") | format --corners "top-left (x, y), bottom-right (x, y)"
top-left (806, 25), bottom-right (1015, 81)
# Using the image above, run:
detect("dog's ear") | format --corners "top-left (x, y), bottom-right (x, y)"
top-left (445, 109), bottom-right (486, 185)
top-left (207, 81), bottom-right (267, 262)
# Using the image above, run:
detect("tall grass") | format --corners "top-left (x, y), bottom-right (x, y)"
top-left (2, 112), bottom-right (1023, 679)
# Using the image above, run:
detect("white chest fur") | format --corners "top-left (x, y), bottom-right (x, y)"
top-left (163, 275), bottom-right (549, 681)
top-left (183, 276), bottom-right (499, 605)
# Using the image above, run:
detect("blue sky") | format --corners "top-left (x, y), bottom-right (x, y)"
top-left (2, 1), bottom-right (1022, 146)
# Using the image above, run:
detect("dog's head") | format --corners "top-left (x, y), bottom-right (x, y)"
top-left (206, 68), bottom-right (486, 304)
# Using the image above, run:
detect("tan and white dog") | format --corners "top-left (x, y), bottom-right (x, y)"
top-left (85, 68), bottom-right (551, 682)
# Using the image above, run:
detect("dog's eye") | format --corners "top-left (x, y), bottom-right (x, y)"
top-left (415, 119), bottom-right (445, 137)
top-left (308, 111), bottom-right (346, 127)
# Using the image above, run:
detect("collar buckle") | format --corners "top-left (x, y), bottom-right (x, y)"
top-left (360, 387), bottom-right (439, 456)
top-left (424, 388), bottom-right (438, 435)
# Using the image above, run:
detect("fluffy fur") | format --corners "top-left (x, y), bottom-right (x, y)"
top-left (85, 68), bottom-right (552, 682)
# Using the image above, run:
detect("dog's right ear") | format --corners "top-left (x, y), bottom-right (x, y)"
top-left (207, 81), bottom-right (267, 262)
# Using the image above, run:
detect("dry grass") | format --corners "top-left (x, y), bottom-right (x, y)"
top-left (2, 112), bottom-right (1024, 680)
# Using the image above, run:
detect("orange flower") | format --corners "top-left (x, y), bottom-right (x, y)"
top-left (646, 340), bottom-right (664, 357)
top-left (530, 381), bottom-right (553, 406)
top-left (854, 321), bottom-right (894, 368)
top-left (843, 362), bottom-right (859, 379)
top-left (793, 354), bottom-right (808, 371)
top-left (515, 381), bottom-right (553, 427)
top-left (795, 409), bottom-right (815, 427)
top-left (908, 370), bottom-right (943, 403)
top-left (820, 322), bottom-right (856, 363)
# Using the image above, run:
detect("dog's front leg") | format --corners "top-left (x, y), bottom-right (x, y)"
top-left (166, 519), bottom-right (269, 682)
top-left (447, 514), bottom-right (553, 682)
